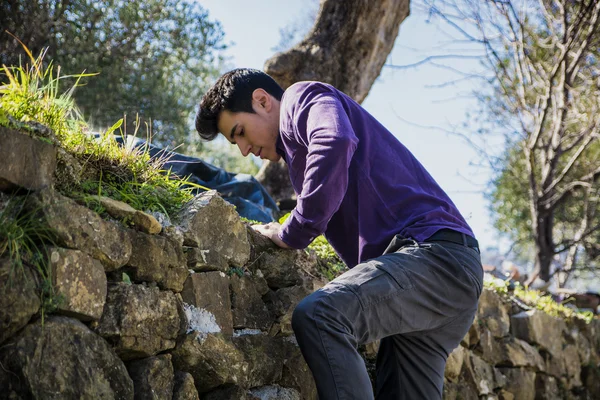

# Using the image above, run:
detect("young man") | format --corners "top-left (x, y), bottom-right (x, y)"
top-left (196, 68), bottom-right (483, 400)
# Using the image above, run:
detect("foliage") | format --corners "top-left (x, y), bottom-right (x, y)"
top-left (1, 0), bottom-right (226, 149)
top-left (278, 212), bottom-right (347, 280)
top-left (426, 0), bottom-right (600, 286)
top-left (0, 45), bottom-right (203, 219)
top-left (484, 278), bottom-right (593, 324)
top-left (0, 195), bottom-right (62, 321)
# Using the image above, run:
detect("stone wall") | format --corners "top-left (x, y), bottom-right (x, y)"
top-left (1, 128), bottom-right (599, 399)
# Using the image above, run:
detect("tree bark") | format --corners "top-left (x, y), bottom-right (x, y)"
top-left (257, 0), bottom-right (411, 204)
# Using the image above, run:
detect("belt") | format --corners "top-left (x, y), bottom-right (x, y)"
top-left (425, 229), bottom-right (480, 252)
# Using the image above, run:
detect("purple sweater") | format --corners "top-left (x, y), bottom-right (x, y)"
top-left (276, 82), bottom-right (474, 268)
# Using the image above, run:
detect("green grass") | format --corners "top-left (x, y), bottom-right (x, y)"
top-left (484, 278), bottom-right (594, 323)
top-left (0, 195), bottom-right (62, 321)
top-left (0, 42), bottom-right (206, 320)
top-left (278, 212), bottom-right (347, 280)
top-left (0, 42), bottom-right (206, 220)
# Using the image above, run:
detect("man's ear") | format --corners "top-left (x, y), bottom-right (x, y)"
top-left (252, 89), bottom-right (272, 112)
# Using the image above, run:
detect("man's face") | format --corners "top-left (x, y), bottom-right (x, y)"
top-left (217, 90), bottom-right (281, 162)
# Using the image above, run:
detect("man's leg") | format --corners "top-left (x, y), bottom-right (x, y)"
top-left (291, 241), bottom-right (482, 400)
top-left (374, 310), bottom-right (477, 399)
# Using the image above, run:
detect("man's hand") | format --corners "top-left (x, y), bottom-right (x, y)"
top-left (251, 222), bottom-right (291, 249)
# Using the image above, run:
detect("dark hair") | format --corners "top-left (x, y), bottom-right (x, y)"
top-left (195, 68), bottom-right (284, 140)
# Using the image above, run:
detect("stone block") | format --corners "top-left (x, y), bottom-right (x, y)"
top-left (248, 385), bottom-right (301, 400)
top-left (478, 289), bottom-right (511, 338)
top-left (127, 354), bottom-right (174, 400)
top-left (184, 246), bottom-right (229, 272)
top-left (535, 374), bottom-right (560, 400)
top-left (49, 247), bottom-right (107, 321)
top-left (0, 258), bottom-right (40, 345)
top-left (29, 189), bottom-right (131, 270)
top-left (280, 338), bottom-right (317, 400)
top-left (181, 271), bottom-right (233, 335)
top-left (232, 333), bottom-right (286, 388)
top-left (90, 195), bottom-right (162, 234)
top-left (126, 229), bottom-right (188, 292)
top-left (94, 283), bottom-right (180, 360)
top-left (0, 316), bottom-right (133, 399)
top-left (171, 333), bottom-right (246, 393)
top-left (511, 310), bottom-right (566, 357)
top-left (173, 371), bottom-right (200, 400)
top-left (177, 191), bottom-right (250, 267)
top-left (0, 127), bottom-right (56, 191)
top-left (445, 345), bottom-right (467, 382)
top-left (461, 352), bottom-right (506, 396)
top-left (498, 367), bottom-right (536, 400)
top-left (231, 274), bottom-right (273, 331)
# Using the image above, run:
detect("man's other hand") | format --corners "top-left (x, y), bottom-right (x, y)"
top-left (251, 222), bottom-right (290, 249)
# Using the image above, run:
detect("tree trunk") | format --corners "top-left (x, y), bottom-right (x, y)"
top-left (531, 212), bottom-right (555, 284)
top-left (257, 0), bottom-right (411, 203)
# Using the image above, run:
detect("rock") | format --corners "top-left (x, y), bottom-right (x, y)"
top-left (445, 345), bottom-right (467, 382)
top-left (582, 364), bottom-right (600, 400)
top-left (535, 374), bottom-right (560, 400)
top-left (478, 289), bottom-right (511, 338)
top-left (127, 354), bottom-right (174, 400)
top-left (511, 310), bottom-right (566, 357)
top-left (181, 271), bottom-right (233, 335)
top-left (232, 333), bottom-right (286, 387)
top-left (29, 189), bottom-right (132, 270)
top-left (94, 283), bottom-right (180, 360)
top-left (49, 247), bottom-right (107, 321)
top-left (173, 371), bottom-right (200, 400)
top-left (0, 127), bottom-right (56, 191)
top-left (465, 316), bottom-right (481, 349)
top-left (279, 338), bottom-right (317, 400)
top-left (54, 146), bottom-right (88, 191)
top-left (249, 248), bottom-right (319, 289)
top-left (248, 385), bottom-right (302, 400)
top-left (265, 285), bottom-right (312, 335)
top-left (231, 274), bottom-right (273, 331)
top-left (575, 329), bottom-right (593, 366)
top-left (171, 333), bottom-right (246, 393)
top-left (498, 368), bottom-right (536, 400)
top-left (204, 385), bottom-right (248, 400)
top-left (498, 389), bottom-right (515, 400)
top-left (90, 195), bottom-right (162, 234)
top-left (461, 352), bottom-right (506, 396)
top-left (177, 191), bottom-right (250, 267)
top-left (498, 337), bottom-right (546, 371)
top-left (561, 344), bottom-right (582, 389)
top-left (126, 229), bottom-right (188, 292)
top-left (0, 258), bottom-right (40, 345)
top-left (443, 380), bottom-right (479, 400)
top-left (0, 316), bottom-right (133, 399)
top-left (184, 246), bottom-right (229, 272)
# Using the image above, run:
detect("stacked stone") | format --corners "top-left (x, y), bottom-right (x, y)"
top-left (1, 126), bottom-right (599, 399)
top-left (0, 127), bottom-right (322, 399)
top-left (439, 289), bottom-right (600, 400)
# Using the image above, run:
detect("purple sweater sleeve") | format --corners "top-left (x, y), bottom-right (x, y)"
top-left (278, 90), bottom-right (358, 249)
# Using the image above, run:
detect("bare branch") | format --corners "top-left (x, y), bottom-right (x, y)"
top-left (384, 54), bottom-right (483, 70)
top-left (544, 166), bottom-right (600, 209)
top-left (544, 130), bottom-right (599, 195)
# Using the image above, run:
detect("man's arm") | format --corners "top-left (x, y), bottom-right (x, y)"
top-left (272, 86), bottom-right (358, 249)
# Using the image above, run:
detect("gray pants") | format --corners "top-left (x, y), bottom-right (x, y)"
top-left (291, 237), bottom-right (483, 400)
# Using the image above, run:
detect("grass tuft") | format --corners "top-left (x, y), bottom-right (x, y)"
top-left (484, 278), bottom-right (594, 323)
top-left (278, 212), bottom-right (347, 280)
top-left (0, 195), bottom-right (62, 321)
top-left (0, 43), bottom-right (205, 221)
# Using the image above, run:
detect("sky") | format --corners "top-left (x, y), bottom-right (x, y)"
top-left (197, 0), bottom-right (504, 256)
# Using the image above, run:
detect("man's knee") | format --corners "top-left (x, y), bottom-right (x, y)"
top-left (291, 292), bottom-right (319, 334)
